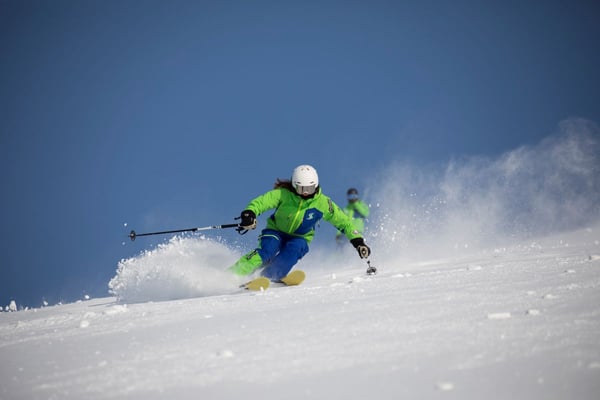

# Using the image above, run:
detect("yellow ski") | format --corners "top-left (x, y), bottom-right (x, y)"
top-left (241, 270), bottom-right (305, 291)
top-left (280, 270), bottom-right (305, 286)
top-left (241, 277), bottom-right (270, 291)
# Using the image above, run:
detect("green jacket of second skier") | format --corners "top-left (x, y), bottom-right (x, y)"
top-left (245, 187), bottom-right (362, 243)
top-left (342, 199), bottom-right (370, 234)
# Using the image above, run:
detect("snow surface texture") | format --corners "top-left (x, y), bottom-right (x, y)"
top-left (1, 226), bottom-right (600, 399)
top-left (2, 121), bottom-right (599, 398)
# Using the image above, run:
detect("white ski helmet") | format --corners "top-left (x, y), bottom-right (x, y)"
top-left (291, 164), bottom-right (319, 196)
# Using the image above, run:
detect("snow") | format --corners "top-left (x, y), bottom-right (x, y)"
top-left (108, 235), bottom-right (242, 303)
top-left (2, 124), bottom-right (599, 398)
top-left (2, 226), bottom-right (600, 399)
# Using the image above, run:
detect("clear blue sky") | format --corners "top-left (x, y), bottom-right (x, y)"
top-left (1, 0), bottom-right (599, 307)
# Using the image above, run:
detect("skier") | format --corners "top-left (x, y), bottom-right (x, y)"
top-left (336, 187), bottom-right (370, 244)
top-left (229, 165), bottom-right (371, 281)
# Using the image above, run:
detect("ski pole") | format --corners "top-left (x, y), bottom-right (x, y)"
top-left (129, 223), bottom-right (239, 241)
top-left (366, 260), bottom-right (378, 275)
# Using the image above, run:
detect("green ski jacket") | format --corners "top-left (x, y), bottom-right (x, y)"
top-left (343, 200), bottom-right (370, 234)
top-left (245, 188), bottom-right (362, 243)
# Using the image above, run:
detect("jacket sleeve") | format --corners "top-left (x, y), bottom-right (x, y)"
top-left (352, 200), bottom-right (370, 218)
top-left (245, 189), bottom-right (282, 216)
top-left (323, 197), bottom-right (362, 240)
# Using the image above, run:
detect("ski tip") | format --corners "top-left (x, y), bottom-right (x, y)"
top-left (242, 277), bottom-right (271, 291)
top-left (280, 270), bottom-right (306, 286)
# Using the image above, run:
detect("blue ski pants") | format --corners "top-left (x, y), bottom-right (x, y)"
top-left (257, 229), bottom-right (309, 281)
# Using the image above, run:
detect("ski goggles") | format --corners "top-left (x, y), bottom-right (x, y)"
top-left (295, 184), bottom-right (317, 196)
top-left (347, 193), bottom-right (359, 201)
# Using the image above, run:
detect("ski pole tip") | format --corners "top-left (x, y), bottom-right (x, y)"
top-left (129, 230), bottom-right (137, 241)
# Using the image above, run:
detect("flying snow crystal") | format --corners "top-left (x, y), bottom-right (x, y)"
top-left (8, 300), bottom-right (17, 312)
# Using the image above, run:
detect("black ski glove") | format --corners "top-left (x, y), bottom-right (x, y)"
top-left (350, 238), bottom-right (371, 259)
top-left (239, 209), bottom-right (257, 230)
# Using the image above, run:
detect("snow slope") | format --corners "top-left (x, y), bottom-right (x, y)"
top-left (2, 226), bottom-right (600, 400)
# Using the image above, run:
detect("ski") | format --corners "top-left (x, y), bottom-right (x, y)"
top-left (240, 270), bottom-right (306, 291)
top-left (279, 270), bottom-right (305, 286)
top-left (240, 277), bottom-right (270, 291)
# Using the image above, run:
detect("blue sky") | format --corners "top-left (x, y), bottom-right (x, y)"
top-left (1, 0), bottom-right (599, 307)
